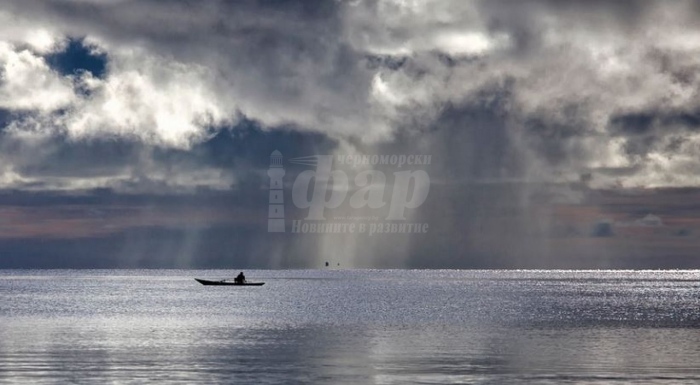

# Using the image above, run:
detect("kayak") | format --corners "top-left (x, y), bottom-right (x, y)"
top-left (195, 278), bottom-right (265, 286)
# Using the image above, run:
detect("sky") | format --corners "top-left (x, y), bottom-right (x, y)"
top-left (2, 0), bottom-right (700, 268)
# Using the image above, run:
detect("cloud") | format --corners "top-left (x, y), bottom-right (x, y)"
top-left (0, 42), bottom-right (76, 112)
top-left (1, 0), bottom-right (385, 143)
top-left (4, 0), bottom-right (700, 268)
top-left (632, 213), bottom-right (664, 227)
top-left (345, 0), bottom-right (700, 189)
top-left (1, 0), bottom-right (700, 191)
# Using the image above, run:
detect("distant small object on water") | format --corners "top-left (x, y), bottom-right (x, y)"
top-left (325, 261), bottom-right (329, 267)
top-left (194, 277), bottom-right (264, 286)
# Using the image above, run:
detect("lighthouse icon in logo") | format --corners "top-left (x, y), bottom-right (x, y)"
top-left (267, 150), bottom-right (285, 232)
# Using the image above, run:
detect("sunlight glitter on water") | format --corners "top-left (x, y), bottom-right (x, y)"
top-left (1, 270), bottom-right (700, 384)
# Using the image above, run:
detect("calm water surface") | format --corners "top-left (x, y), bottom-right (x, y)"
top-left (1, 270), bottom-right (700, 384)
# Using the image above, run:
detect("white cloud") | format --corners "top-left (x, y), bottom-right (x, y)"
top-left (432, 31), bottom-right (507, 56)
top-left (64, 45), bottom-right (235, 148)
top-left (0, 33), bottom-right (237, 148)
top-left (0, 42), bottom-right (76, 112)
top-left (3, 0), bottom-right (700, 191)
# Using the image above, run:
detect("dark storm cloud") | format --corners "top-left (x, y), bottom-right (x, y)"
top-left (0, 116), bottom-right (338, 194)
top-left (340, 0), bottom-right (700, 189)
top-left (2, 0), bottom-right (700, 183)
top-left (2, 1), bottom-right (700, 268)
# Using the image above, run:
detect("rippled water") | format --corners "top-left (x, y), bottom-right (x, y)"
top-left (1, 270), bottom-right (700, 384)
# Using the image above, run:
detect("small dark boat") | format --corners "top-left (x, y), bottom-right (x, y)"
top-left (195, 278), bottom-right (264, 286)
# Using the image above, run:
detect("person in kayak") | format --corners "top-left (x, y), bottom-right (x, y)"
top-left (235, 271), bottom-right (246, 284)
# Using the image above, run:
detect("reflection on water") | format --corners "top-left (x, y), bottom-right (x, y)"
top-left (1, 270), bottom-right (700, 384)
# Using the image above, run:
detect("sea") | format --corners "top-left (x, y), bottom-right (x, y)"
top-left (1, 269), bottom-right (700, 384)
